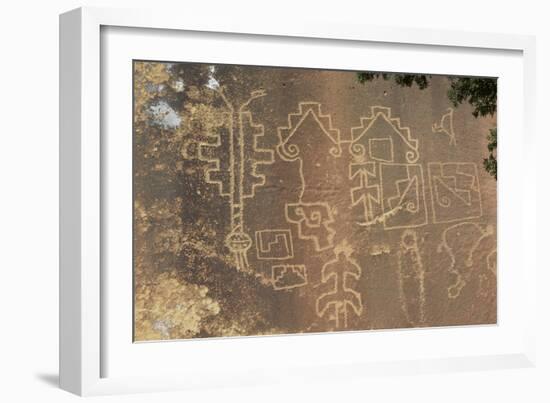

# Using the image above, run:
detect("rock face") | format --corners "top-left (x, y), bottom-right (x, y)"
top-left (133, 61), bottom-right (497, 341)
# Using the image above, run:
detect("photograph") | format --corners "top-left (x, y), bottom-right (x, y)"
top-left (0, 1), bottom-right (545, 401)
top-left (133, 61), bottom-right (498, 341)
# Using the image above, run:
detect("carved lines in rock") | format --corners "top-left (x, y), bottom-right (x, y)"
top-left (380, 163), bottom-right (429, 230)
top-left (437, 222), bottom-right (494, 299)
top-left (350, 106), bottom-right (419, 164)
top-left (254, 229), bottom-right (294, 260)
top-left (278, 102), bottom-right (339, 251)
top-left (190, 88), bottom-right (274, 271)
top-left (315, 243), bottom-right (363, 329)
top-left (432, 108), bottom-right (457, 146)
top-left (428, 162), bottom-right (482, 224)
top-left (397, 230), bottom-right (426, 326)
top-left (349, 162), bottom-right (381, 225)
top-left (277, 102), bottom-right (342, 202)
top-left (272, 264), bottom-right (308, 290)
top-left (285, 203), bottom-right (336, 252)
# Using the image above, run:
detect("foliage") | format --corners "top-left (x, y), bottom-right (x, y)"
top-left (356, 72), bottom-right (498, 179)
top-left (357, 72), bottom-right (431, 89)
top-left (483, 128), bottom-right (497, 180)
top-left (447, 77), bottom-right (497, 118)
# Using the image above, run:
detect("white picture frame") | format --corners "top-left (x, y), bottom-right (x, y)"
top-left (60, 6), bottom-right (537, 396)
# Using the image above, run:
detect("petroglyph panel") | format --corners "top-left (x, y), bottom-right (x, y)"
top-left (350, 106), bottom-right (419, 164)
top-left (133, 61), bottom-right (497, 341)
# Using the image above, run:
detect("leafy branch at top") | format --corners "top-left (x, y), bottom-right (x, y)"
top-left (357, 72), bottom-right (431, 90)
top-left (447, 77), bottom-right (497, 118)
top-left (356, 72), bottom-right (498, 179)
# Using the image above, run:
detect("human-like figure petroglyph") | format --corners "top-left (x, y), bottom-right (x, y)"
top-left (438, 222), bottom-right (494, 299)
top-left (316, 242), bottom-right (363, 329)
top-left (432, 108), bottom-right (457, 146)
top-left (278, 102), bottom-right (340, 250)
top-left (397, 229), bottom-right (426, 326)
top-left (190, 88), bottom-right (275, 271)
top-left (350, 106), bottom-right (419, 164)
top-left (379, 163), bottom-right (428, 229)
top-left (255, 229), bottom-right (294, 260)
top-left (271, 264), bottom-right (308, 290)
top-left (428, 162), bottom-right (482, 224)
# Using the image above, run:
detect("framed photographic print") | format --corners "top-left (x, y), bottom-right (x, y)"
top-left (60, 6), bottom-right (537, 396)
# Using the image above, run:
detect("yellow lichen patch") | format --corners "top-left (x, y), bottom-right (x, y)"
top-left (135, 271), bottom-right (220, 341)
top-left (133, 62), bottom-right (170, 127)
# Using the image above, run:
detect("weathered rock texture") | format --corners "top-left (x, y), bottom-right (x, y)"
top-left (133, 61), bottom-right (497, 341)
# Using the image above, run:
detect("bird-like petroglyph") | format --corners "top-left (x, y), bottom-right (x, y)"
top-left (432, 108), bottom-right (457, 146)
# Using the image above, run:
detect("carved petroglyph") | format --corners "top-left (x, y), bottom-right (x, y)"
top-left (438, 222), bottom-right (494, 299)
top-left (135, 63), bottom-right (498, 341)
top-left (432, 108), bottom-right (457, 146)
top-left (350, 106), bottom-right (419, 164)
top-left (379, 163), bottom-right (428, 230)
top-left (277, 102), bottom-right (342, 201)
top-left (348, 107), bottom-right (427, 230)
top-left (357, 205), bottom-right (403, 227)
top-left (397, 230), bottom-right (426, 326)
top-left (272, 264), bottom-right (308, 290)
top-left (349, 162), bottom-right (382, 225)
top-left (285, 203), bottom-right (336, 252)
top-left (277, 102), bottom-right (341, 159)
top-left (486, 249), bottom-right (497, 276)
top-left (255, 229), bottom-right (294, 260)
top-left (278, 102), bottom-right (339, 250)
top-left (189, 88), bottom-right (275, 271)
top-left (428, 162), bottom-right (482, 224)
top-left (316, 242), bottom-right (363, 329)
top-left (477, 248), bottom-right (497, 302)
top-left (369, 244), bottom-right (391, 256)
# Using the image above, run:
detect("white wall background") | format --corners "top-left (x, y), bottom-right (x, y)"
top-left (0, 0), bottom-right (548, 401)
